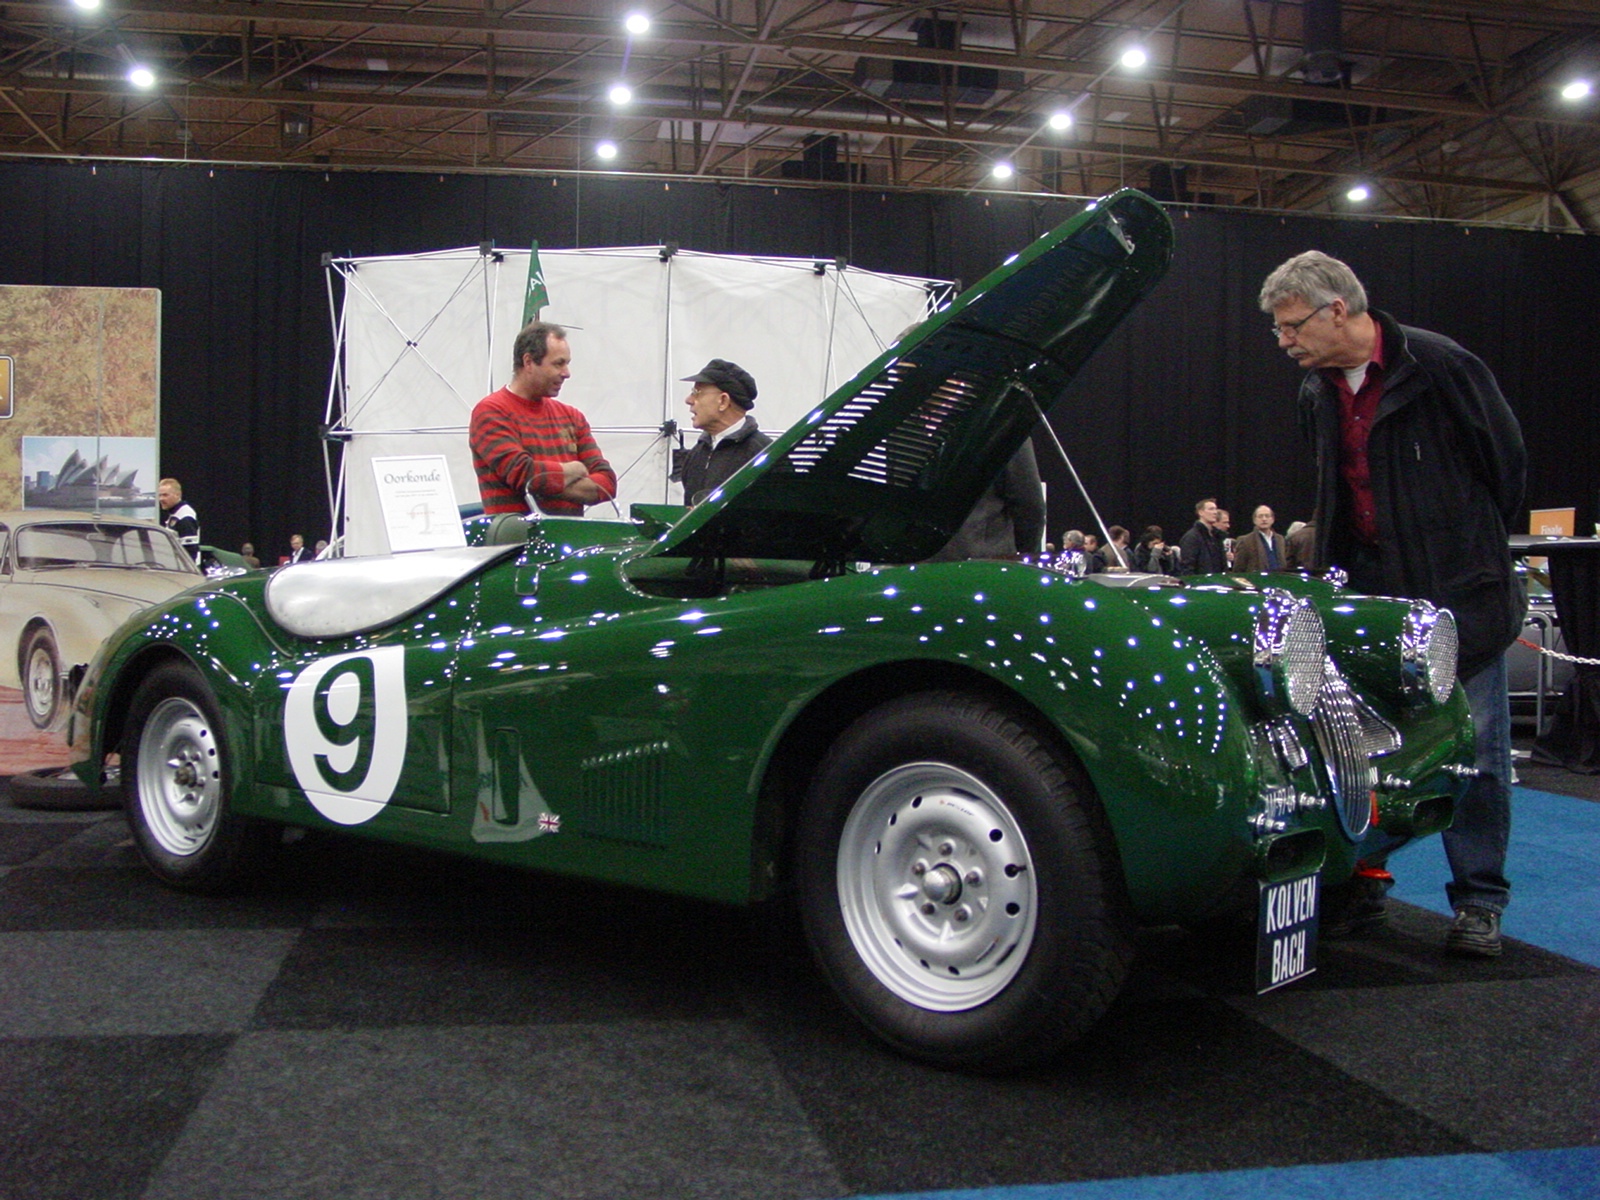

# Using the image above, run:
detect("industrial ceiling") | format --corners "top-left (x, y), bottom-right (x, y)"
top-left (5, 1), bottom-right (1600, 229)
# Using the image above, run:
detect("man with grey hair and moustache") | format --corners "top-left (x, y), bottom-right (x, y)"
top-left (1259, 249), bottom-right (1525, 957)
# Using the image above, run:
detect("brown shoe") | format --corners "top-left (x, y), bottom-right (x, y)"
top-left (1446, 906), bottom-right (1502, 958)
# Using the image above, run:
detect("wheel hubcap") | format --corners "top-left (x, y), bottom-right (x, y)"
top-left (837, 762), bottom-right (1038, 1012)
top-left (136, 696), bottom-right (222, 856)
top-left (26, 647), bottom-right (55, 717)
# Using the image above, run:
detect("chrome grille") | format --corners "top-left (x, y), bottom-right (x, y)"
top-left (1310, 661), bottom-right (1401, 839)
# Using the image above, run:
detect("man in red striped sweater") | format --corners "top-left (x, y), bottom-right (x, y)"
top-left (470, 321), bottom-right (617, 516)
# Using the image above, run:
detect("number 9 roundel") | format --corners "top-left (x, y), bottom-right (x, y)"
top-left (284, 646), bottom-right (408, 825)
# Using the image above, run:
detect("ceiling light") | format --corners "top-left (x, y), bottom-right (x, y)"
top-left (990, 161), bottom-right (1014, 181)
top-left (1120, 46), bottom-right (1148, 71)
top-left (1561, 79), bottom-right (1592, 102)
top-left (596, 140), bottom-right (619, 161)
top-left (128, 65), bottom-right (155, 88)
top-left (624, 12), bottom-right (651, 36)
top-left (1346, 183), bottom-right (1371, 202)
top-left (608, 83), bottom-right (632, 105)
top-left (1047, 110), bottom-right (1073, 132)
top-left (70, 0), bottom-right (101, 10)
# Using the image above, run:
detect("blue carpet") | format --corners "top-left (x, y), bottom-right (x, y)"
top-left (1388, 785), bottom-right (1600, 968)
top-left (841, 787), bottom-right (1600, 1200)
top-left (849, 1147), bottom-right (1600, 1200)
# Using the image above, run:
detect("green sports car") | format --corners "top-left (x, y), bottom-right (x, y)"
top-left (68, 191), bottom-right (1474, 1071)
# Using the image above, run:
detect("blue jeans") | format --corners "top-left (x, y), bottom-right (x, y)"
top-left (1442, 652), bottom-right (1513, 913)
top-left (1355, 651), bottom-right (1513, 912)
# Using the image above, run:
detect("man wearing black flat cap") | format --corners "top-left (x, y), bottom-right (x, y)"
top-left (676, 358), bottom-right (774, 505)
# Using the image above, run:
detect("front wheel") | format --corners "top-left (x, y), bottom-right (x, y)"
top-left (795, 691), bottom-right (1134, 1072)
top-left (121, 661), bottom-right (270, 893)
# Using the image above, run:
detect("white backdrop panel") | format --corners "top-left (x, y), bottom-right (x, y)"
top-left (335, 247), bottom-right (947, 557)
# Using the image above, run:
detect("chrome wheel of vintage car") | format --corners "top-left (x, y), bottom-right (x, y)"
top-left (21, 626), bottom-right (61, 729)
top-left (798, 691), bottom-right (1134, 1072)
top-left (122, 662), bottom-right (270, 893)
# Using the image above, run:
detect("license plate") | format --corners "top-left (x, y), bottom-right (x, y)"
top-left (1256, 873), bottom-right (1319, 993)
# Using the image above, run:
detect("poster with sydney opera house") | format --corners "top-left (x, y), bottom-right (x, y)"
top-left (21, 436), bottom-right (160, 520)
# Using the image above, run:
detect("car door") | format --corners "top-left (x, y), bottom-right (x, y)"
top-left (449, 546), bottom-right (771, 900)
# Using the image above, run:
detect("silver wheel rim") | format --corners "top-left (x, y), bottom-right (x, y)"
top-left (135, 696), bottom-right (223, 857)
top-left (25, 642), bottom-right (56, 721)
top-left (837, 761), bottom-right (1038, 1012)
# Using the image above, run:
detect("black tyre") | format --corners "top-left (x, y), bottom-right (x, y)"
top-left (121, 661), bottom-right (270, 893)
top-left (795, 691), bottom-right (1134, 1072)
top-left (21, 626), bottom-right (61, 729)
top-left (5, 765), bottom-right (117, 812)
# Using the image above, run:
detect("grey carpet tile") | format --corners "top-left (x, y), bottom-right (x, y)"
top-left (248, 925), bottom-right (748, 1031)
top-left (22, 813), bottom-right (146, 869)
top-left (756, 989), bottom-right (1476, 1195)
top-left (0, 1033), bottom-right (236, 1200)
top-left (1227, 975), bottom-right (1600, 1151)
top-left (139, 1023), bottom-right (845, 1200)
top-left (0, 820), bottom-right (92, 868)
top-left (0, 929), bottom-right (300, 1037)
top-left (0, 866), bottom-right (322, 932)
top-left (3, 780), bottom-right (1597, 1200)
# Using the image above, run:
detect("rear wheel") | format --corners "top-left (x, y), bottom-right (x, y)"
top-left (795, 691), bottom-right (1134, 1072)
top-left (121, 661), bottom-right (270, 893)
top-left (21, 627), bottom-right (61, 729)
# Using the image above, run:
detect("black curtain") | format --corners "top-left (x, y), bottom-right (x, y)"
top-left (2, 161), bottom-right (1594, 560)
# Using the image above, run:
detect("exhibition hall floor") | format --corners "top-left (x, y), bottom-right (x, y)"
top-left (2, 755), bottom-right (1596, 1200)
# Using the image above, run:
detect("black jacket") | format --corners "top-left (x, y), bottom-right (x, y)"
top-left (1300, 309), bottom-right (1526, 678)
top-left (1178, 520), bottom-right (1227, 574)
top-left (925, 441), bottom-right (1046, 562)
top-left (678, 418), bottom-right (774, 505)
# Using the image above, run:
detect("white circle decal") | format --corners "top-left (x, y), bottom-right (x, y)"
top-left (283, 645), bottom-right (408, 825)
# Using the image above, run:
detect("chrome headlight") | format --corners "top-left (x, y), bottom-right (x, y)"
top-left (1254, 590), bottom-right (1326, 716)
top-left (1401, 603), bottom-right (1458, 704)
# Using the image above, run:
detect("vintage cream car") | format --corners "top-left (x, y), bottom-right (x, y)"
top-left (0, 510), bottom-right (202, 727)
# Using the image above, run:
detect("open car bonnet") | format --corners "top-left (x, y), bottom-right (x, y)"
top-left (645, 189), bottom-right (1173, 569)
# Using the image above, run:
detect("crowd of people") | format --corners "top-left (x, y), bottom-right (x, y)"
top-left (157, 477), bottom-right (326, 570)
top-left (1038, 502), bottom-right (1316, 578)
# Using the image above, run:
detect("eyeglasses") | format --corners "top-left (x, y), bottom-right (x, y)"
top-left (1269, 302), bottom-right (1331, 339)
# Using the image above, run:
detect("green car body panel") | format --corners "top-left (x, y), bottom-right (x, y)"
top-left (72, 531), bottom-right (1471, 914)
top-left (67, 189), bottom-right (1476, 1068)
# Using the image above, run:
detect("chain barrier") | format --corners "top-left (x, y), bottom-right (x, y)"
top-left (1516, 636), bottom-right (1600, 667)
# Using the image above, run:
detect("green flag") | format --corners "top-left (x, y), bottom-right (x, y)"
top-left (522, 242), bottom-right (549, 325)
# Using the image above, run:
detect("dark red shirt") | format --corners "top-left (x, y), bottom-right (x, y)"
top-left (1330, 322), bottom-right (1386, 545)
